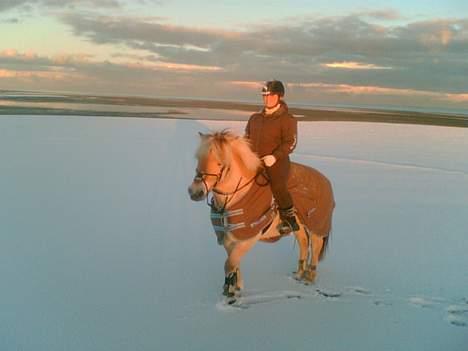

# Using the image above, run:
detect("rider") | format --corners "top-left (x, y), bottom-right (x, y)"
top-left (244, 80), bottom-right (300, 235)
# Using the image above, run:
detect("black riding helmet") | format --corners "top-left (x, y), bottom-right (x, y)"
top-left (261, 80), bottom-right (285, 97)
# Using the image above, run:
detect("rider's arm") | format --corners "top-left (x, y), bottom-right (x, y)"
top-left (272, 115), bottom-right (297, 161)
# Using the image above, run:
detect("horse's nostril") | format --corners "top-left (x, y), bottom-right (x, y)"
top-left (189, 187), bottom-right (204, 201)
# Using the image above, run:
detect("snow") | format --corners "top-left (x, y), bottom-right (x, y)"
top-left (1, 113), bottom-right (467, 351)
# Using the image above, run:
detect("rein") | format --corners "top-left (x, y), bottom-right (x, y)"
top-left (210, 170), bottom-right (269, 211)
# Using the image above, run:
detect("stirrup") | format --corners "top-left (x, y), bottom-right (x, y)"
top-left (277, 218), bottom-right (298, 235)
top-left (277, 220), bottom-right (290, 235)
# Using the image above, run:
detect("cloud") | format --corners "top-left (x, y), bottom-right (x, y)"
top-left (322, 62), bottom-right (393, 70)
top-left (122, 61), bottom-right (224, 73)
top-left (0, 68), bottom-right (82, 80)
top-left (0, 17), bottom-right (19, 23)
top-left (228, 80), bottom-right (468, 104)
top-left (61, 14), bottom-right (242, 49)
top-left (0, 0), bottom-right (162, 12)
top-left (0, 48), bottom-right (39, 60)
top-left (0, 48), bottom-right (224, 84)
top-left (56, 12), bottom-right (468, 95)
top-left (2, 11), bottom-right (468, 109)
top-left (0, 48), bottom-right (227, 96)
top-left (2, 49), bottom-right (467, 109)
top-left (228, 81), bottom-right (264, 89)
top-left (356, 9), bottom-right (402, 21)
top-left (296, 83), bottom-right (433, 97)
top-left (444, 93), bottom-right (468, 102)
top-left (52, 53), bottom-right (94, 65)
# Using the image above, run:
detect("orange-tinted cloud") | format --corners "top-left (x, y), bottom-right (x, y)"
top-left (52, 53), bottom-right (94, 64)
top-left (122, 60), bottom-right (224, 72)
top-left (289, 82), bottom-right (468, 103)
top-left (290, 82), bottom-right (437, 96)
top-left (420, 28), bottom-right (454, 47)
top-left (359, 9), bottom-right (402, 21)
top-left (444, 93), bottom-right (468, 102)
top-left (0, 49), bottom-right (38, 60)
top-left (228, 81), bottom-right (263, 89)
top-left (323, 62), bottom-right (393, 70)
top-left (0, 69), bottom-right (82, 80)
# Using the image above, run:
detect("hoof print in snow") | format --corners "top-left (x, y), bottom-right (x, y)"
top-left (446, 305), bottom-right (468, 327)
top-left (346, 286), bottom-right (371, 296)
top-left (408, 297), bottom-right (434, 308)
top-left (316, 288), bottom-right (342, 298)
top-left (374, 300), bottom-right (393, 307)
top-left (446, 315), bottom-right (467, 328)
top-left (447, 304), bottom-right (468, 315)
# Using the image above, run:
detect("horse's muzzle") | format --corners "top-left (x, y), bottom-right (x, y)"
top-left (188, 183), bottom-right (206, 201)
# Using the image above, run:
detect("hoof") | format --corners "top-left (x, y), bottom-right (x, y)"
top-left (222, 284), bottom-right (229, 296)
top-left (303, 269), bottom-right (317, 284)
top-left (293, 269), bottom-right (305, 281)
top-left (223, 270), bottom-right (239, 297)
top-left (222, 285), bottom-right (241, 297)
top-left (293, 260), bottom-right (306, 281)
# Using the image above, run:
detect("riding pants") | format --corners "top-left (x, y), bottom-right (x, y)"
top-left (266, 156), bottom-right (293, 210)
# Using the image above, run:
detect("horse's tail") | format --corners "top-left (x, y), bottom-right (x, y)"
top-left (318, 211), bottom-right (333, 261)
top-left (319, 229), bottom-right (331, 261)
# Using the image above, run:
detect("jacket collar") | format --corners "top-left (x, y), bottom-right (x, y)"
top-left (262, 101), bottom-right (288, 118)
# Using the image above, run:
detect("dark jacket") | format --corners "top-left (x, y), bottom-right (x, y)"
top-left (245, 102), bottom-right (297, 160)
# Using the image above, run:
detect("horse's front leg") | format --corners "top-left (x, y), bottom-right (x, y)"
top-left (222, 232), bottom-right (259, 296)
top-left (293, 225), bottom-right (309, 280)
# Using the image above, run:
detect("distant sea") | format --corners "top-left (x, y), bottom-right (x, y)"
top-left (1, 90), bottom-right (467, 127)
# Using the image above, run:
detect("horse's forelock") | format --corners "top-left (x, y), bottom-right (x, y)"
top-left (214, 132), bottom-right (234, 166)
top-left (196, 131), bottom-right (233, 166)
top-left (196, 130), bottom-right (260, 172)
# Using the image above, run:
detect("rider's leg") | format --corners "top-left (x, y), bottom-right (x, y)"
top-left (266, 157), bottom-right (300, 234)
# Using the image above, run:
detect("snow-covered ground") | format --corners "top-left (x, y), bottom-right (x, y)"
top-left (1, 113), bottom-right (467, 351)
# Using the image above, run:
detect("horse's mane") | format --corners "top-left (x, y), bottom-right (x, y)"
top-left (196, 129), bottom-right (261, 172)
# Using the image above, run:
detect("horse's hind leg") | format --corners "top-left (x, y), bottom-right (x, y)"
top-left (293, 226), bottom-right (309, 280)
top-left (303, 233), bottom-right (324, 283)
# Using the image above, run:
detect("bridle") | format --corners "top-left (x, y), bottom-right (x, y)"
top-left (193, 165), bottom-right (267, 211)
top-left (194, 165), bottom-right (227, 193)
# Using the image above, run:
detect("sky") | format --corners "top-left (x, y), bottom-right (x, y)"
top-left (1, 0), bottom-right (468, 111)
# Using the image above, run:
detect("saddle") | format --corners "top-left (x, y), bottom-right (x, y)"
top-left (210, 162), bottom-right (335, 241)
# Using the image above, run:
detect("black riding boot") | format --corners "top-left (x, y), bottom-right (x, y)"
top-left (277, 206), bottom-right (300, 235)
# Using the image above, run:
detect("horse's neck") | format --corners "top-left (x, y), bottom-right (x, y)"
top-left (212, 162), bottom-right (258, 210)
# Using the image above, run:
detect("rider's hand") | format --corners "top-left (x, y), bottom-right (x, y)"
top-left (262, 155), bottom-right (277, 167)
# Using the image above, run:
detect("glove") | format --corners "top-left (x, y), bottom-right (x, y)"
top-left (262, 154), bottom-right (277, 167)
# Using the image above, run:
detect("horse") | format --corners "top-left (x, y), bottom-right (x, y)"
top-left (188, 130), bottom-right (335, 298)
